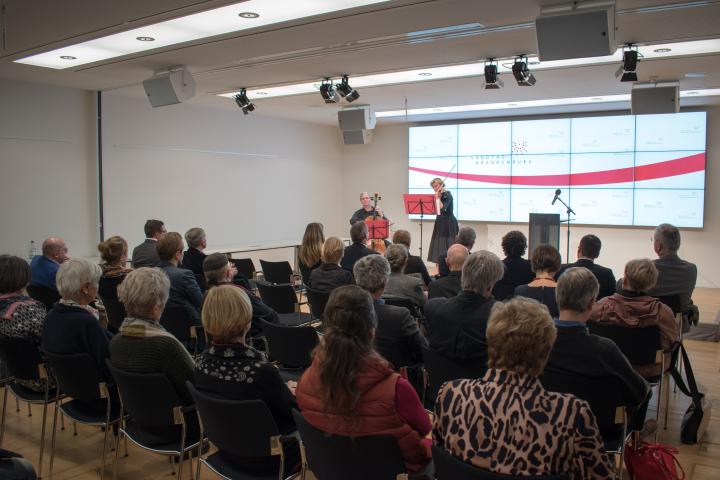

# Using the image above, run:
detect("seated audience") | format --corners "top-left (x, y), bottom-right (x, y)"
top-left (514, 244), bottom-right (561, 318)
top-left (353, 255), bottom-right (428, 368)
top-left (97, 235), bottom-right (132, 302)
top-left (111, 268), bottom-right (195, 405)
top-left (296, 285), bottom-right (432, 474)
top-left (42, 258), bottom-right (111, 381)
top-left (157, 232), bottom-right (203, 322)
top-left (433, 296), bottom-right (614, 478)
top-left (437, 226), bottom-right (476, 277)
top-left (203, 253), bottom-right (280, 338)
top-left (544, 267), bottom-right (650, 426)
top-left (556, 234), bottom-right (615, 300)
top-left (428, 243), bottom-right (467, 299)
top-left (181, 227), bottom-right (207, 277)
top-left (308, 237), bottom-right (354, 292)
top-left (392, 230), bottom-right (431, 286)
top-left (592, 258), bottom-right (680, 378)
top-left (195, 285), bottom-right (300, 475)
top-left (298, 223), bottom-right (324, 286)
top-left (0, 255), bottom-right (49, 392)
top-left (131, 219), bottom-right (165, 268)
top-left (425, 251), bottom-right (503, 362)
top-left (29, 237), bottom-right (69, 293)
top-left (383, 244), bottom-right (426, 311)
top-left (649, 223), bottom-right (697, 314)
top-left (340, 222), bottom-right (378, 272)
top-left (491, 230), bottom-right (534, 301)
top-left (0, 450), bottom-right (37, 480)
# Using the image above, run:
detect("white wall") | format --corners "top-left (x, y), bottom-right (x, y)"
top-left (341, 109), bottom-right (720, 288)
top-left (0, 78), bottom-right (99, 258)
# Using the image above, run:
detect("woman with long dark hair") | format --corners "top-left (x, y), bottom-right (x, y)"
top-left (427, 177), bottom-right (458, 264)
top-left (296, 285), bottom-right (432, 474)
top-left (298, 222), bottom-right (324, 286)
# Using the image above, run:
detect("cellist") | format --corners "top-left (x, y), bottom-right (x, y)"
top-left (349, 192), bottom-right (389, 225)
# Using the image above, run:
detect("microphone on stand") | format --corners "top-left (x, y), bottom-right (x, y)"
top-left (551, 189), bottom-right (561, 205)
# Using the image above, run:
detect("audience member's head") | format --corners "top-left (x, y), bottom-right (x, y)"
top-left (578, 234), bottom-right (602, 260)
top-left (184, 228), bottom-right (207, 251)
top-left (487, 297), bottom-right (556, 377)
top-left (653, 223), bottom-right (681, 256)
top-left (392, 230), bottom-right (412, 249)
top-left (144, 219), bottom-right (166, 240)
top-left (118, 267), bottom-right (170, 320)
top-left (385, 244), bottom-right (408, 274)
top-left (56, 258), bottom-right (102, 305)
top-left (456, 226), bottom-right (477, 250)
top-left (446, 244), bottom-right (469, 272)
top-left (353, 254), bottom-right (390, 296)
top-left (300, 222), bottom-right (325, 267)
top-left (0, 255), bottom-right (31, 295)
top-left (202, 285), bottom-right (252, 344)
top-left (98, 236), bottom-right (128, 266)
top-left (321, 237), bottom-right (345, 265)
top-left (42, 237), bottom-right (69, 264)
top-left (623, 258), bottom-right (659, 293)
top-left (501, 231), bottom-right (528, 258)
top-left (531, 244), bottom-right (561, 275)
top-left (461, 250), bottom-right (504, 296)
top-left (156, 232), bottom-right (184, 263)
top-left (315, 285), bottom-right (377, 416)
top-left (556, 267), bottom-right (599, 314)
top-left (350, 221), bottom-right (368, 243)
top-left (203, 253), bottom-right (233, 287)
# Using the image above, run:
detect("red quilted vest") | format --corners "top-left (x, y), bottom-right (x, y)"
top-left (296, 356), bottom-right (430, 472)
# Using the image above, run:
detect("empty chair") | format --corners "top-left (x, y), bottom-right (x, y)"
top-left (422, 346), bottom-right (486, 408)
top-left (100, 296), bottom-right (127, 334)
top-left (26, 284), bottom-right (60, 311)
top-left (259, 260), bottom-right (294, 285)
top-left (160, 305), bottom-right (205, 356)
top-left (292, 409), bottom-right (409, 480)
top-left (256, 283), bottom-right (312, 327)
top-left (188, 383), bottom-right (299, 480)
top-left (232, 258), bottom-right (257, 280)
top-left (304, 287), bottom-right (330, 321)
top-left (432, 445), bottom-right (568, 480)
top-left (259, 320), bottom-right (318, 379)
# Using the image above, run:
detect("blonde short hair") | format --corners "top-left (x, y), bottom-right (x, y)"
top-left (430, 177), bottom-right (444, 188)
top-left (118, 267), bottom-right (170, 318)
top-left (624, 258), bottom-right (659, 293)
top-left (202, 285), bottom-right (252, 343)
top-left (321, 237), bottom-right (345, 264)
top-left (487, 297), bottom-right (557, 377)
top-left (56, 258), bottom-right (102, 300)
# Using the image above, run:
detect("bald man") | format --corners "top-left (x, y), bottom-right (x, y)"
top-left (428, 243), bottom-right (467, 299)
top-left (30, 237), bottom-right (69, 292)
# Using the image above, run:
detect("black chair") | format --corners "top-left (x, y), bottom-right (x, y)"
top-left (26, 285), bottom-right (60, 311)
top-left (421, 346), bottom-right (486, 409)
top-left (106, 361), bottom-right (202, 480)
top-left (0, 336), bottom-right (60, 478)
top-left (305, 287), bottom-right (330, 321)
top-left (256, 283), bottom-right (313, 327)
top-left (100, 296), bottom-right (127, 334)
top-left (382, 295), bottom-right (422, 319)
top-left (656, 295), bottom-right (682, 315)
top-left (232, 258), bottom-right (257, 280)
top-left (43, 352), bottom-right (121, 480)
top-left (432, 445), bottom-right (568, 480)
top-left (187, 383), bottom-right (298, 480)
top-left (259, 260), bottom-right (294, 285)
top-left (259, 320), bottom-right (319, 380)
top-left (291, 409), bottom-right (409, 480)
top-left (160, 305), bottom-right (205, 357)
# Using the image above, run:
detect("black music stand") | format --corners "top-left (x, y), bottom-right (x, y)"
top-left (403, 193), bottom-right (437, 260)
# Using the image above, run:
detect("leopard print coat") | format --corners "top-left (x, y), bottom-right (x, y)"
top-left (433, 368), bottom-right (614, 479)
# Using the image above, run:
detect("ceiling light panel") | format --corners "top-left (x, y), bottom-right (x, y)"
top-left (15, 0), bottom-right (390, 69)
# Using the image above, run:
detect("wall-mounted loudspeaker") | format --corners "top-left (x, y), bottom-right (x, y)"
top-left (631, 83), bottom-right (680, 115)
top-left (342, 130), bottom-right (372, 145)
top-left (143, 66), bottom-right (196, 107)
top-left (535, 2), bottom-right (615, 61)
top-left (338, 106), bottom-right (376, 131)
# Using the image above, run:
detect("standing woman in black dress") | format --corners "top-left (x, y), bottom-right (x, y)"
top-left (427, 177), bottom-right (459, 264)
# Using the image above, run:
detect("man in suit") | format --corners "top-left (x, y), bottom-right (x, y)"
top-left (437, 226), bottom-right (475, 277)
top-left (353, 254), bottom-right (427, 368)
top-left (649, 223), bottom-right (697, 313)
top-left (556, 234), bottom-right (615, 299)
top-left (182, 227), bottom-right (207, 276)
top-left (428, 243), bottom-right (467, 299)
top-left (156, 232), bottom-right (203, 323)
top-left (424, 250), bottom-right (504, 364)
top-left (29, 236), bottom-right (69, 293)
top-left (131, 219), bottom-right (166, 268)
top-left (340, 221), bottom-right (378, 272)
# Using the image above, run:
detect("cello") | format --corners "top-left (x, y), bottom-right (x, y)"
top-left (365, 193), bottom-right (388, 254)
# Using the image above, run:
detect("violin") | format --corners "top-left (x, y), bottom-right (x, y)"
top-left (365, 193), bottom-right (388, 254)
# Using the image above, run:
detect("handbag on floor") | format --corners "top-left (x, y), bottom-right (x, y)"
top-left (668, 343), bottom-right (712, 444)
top-left (624, 442), bottom-right (685, 480)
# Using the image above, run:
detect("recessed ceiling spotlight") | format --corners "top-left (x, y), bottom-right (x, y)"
top-left (433, 108), bottom-right (443, 112)
top-left (418, 72), bottom-right (432, 76)
top-left (506, 103), bottom-right (518, 107)
top-left (60, 55), bottom-right (76, 60)
top-left (591, 97), bottom-right (603, 101)
top-left (685, 72), bottom-right (706, 78)
top-left (654, 48), bottom-right (671, 53)
top-left (686, 91), bottom-right (700, 95)
top-left (238, 12), bottom-right (260, 19)
top-left (136, 36), bottom-right (155, 42)
top-left (255, 91), bottom-right (268, 96)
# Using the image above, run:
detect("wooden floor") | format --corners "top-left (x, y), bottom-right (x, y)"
top-left (3, 288), bottom-right (719, 479)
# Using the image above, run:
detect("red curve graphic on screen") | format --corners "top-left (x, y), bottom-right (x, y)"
top-left (408, 153), bottom-right (705, 186)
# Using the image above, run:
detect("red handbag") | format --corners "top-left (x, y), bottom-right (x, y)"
top-left (624, 442), bottom-right (685, 480)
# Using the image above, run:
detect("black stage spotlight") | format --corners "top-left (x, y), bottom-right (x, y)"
top-left (483, 59), bottom-right (503, 89)
top-left (234, 88), bottom-right (255, 115)
top-left (319, 78), bottom-right (340, 103)
top-left (512, 57), bottom-right (536, 86)
top-left (616, 45), bottom-right (640, 82)
top-left (335, 75), bottom-right (360, 102)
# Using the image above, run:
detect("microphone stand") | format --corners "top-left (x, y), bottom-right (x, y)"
top-left (554, 194), bottom-right (575, 262)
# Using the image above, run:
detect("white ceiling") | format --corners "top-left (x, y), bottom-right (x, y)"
top-left (1, 0), bottom-right (719, 125)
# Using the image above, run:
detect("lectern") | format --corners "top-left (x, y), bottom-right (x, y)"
top-left (528, 213), bottom-right (560, 259)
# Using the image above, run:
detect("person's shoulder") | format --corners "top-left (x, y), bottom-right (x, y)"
top-left (425, 296), bottom-right (451, 313)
